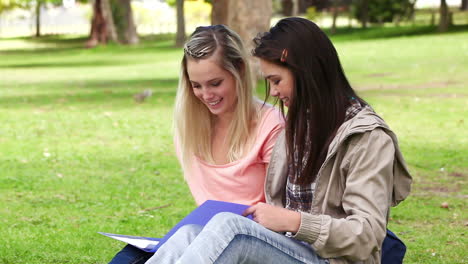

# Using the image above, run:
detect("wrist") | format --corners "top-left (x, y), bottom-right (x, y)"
top-left (286, 210), bottom-right (301, 233)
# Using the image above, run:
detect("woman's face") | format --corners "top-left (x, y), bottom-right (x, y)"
top-left (187, 57), bottom-right (238, 119)
top-left (259, 59), bottom-right (295, 107)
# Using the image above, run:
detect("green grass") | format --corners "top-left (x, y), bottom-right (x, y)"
top-left (1, 27), bottom-right (467, 263)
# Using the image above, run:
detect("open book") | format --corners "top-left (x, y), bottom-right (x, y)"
top-left (99, 200), bottom-right (251, 253)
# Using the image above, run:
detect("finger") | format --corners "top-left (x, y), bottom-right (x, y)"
top-left (242, 205), bottom-right (256, 217)
top-left (252, 215), bottom-right (258, 223)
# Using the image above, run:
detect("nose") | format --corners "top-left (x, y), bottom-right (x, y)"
top-left (202, 88), bottom-right (214, 101)
top-left (270, 87), bottom-right (279, 97)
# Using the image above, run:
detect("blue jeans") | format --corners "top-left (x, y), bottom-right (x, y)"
top-left (145, 212), bottom-right (328, 264)
top-left (109, 244), bottom-right (153, 264)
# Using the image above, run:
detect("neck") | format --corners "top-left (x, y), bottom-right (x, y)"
top-left (213, 112), bottom-right (234, 130)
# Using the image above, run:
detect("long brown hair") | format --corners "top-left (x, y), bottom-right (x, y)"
top-left (253, 17), bottom-right (367, 185)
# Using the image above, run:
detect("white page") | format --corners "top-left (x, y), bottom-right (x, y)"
top-left (108, 234), bottom-right (160, 249)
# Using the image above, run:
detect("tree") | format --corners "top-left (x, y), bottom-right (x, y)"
top-left (330, 0), bottom-right (341, 34)
top-left (19, 0), bottom-right (61, 37)
top-left (211, 0), bottom-right (272, 77)
top-left (211, 0), bottom-right (228, 25)
top-left (360, 0), bottom-right (368, 28)
top-left (0, 0), bottom-right (22, 16)
top-left (212, 0), bottom-right (272, 49)
top-left (352, 0), bottom-right (416, 28)
top-left (86, 0), bottom-right (117, 47)
top-left (112, 0), bottom-right (139, 44)
top-left (281, 0), bottom-right (298, 16)
top-left (175, 0), bottom-right (185, 47)
top-left (438, 0), bottom-right (450, 32)
top-left (462, 0), bottom-right (468, 10)
top-left (87, 0), bottom-right (139, 47)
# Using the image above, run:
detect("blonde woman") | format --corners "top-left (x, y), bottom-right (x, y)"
top-left (109, 25), bottom-right (284, 264)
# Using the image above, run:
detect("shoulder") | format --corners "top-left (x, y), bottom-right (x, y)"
top-left (257, 103), bottom-right (285, 129)
top-left (341, 129), bottom-right (395, 167)
top-left (347, 128), bottom-right (393, 148)
top-left (330, 107), bottom-right (393, 152)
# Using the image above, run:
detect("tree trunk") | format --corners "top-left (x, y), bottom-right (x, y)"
top-left (35, 1), bottom-right (42, 37)
top-left (331, 0), bottom-right (339, 34)
top-left (211, 0), bottom-right (229, 25)
top-left (102, 0), bottom-right (117, 41)
top-left (228, 0), bottom-right (272, 53)
top-left (116, 0), bottom-right (139, 44)
top-left (292, 0), bottom-right (299, 16)
top-left (282, 0), bottom-right (293, 16)
top-left (86, 0), bottom-right (117, 48)
top-left (281, 0), bottom-right (299, 16)
top-left (211, 0), bottom-right (272, 79)
top-left (348, 9), bottom-right (353, 28)
top-left (461, 0), bottom-right (468, 10)
top-left (438, 0), bottom-right (449, 32)
top-left (361, 0), bottom-right (369, 29)
top-left (175, 0), bottom-right (186, 47)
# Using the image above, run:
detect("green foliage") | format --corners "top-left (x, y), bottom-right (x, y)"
top-left (306, 6), bottom-right (319, 21)
top-left (0, 28), bottom-right (466, 263)
top-left (352, 0), bottom-right (416, 24)
top-left (166, 0), bottom-right (175, 7)
top-left (0, 0), bottom-right (25, 13)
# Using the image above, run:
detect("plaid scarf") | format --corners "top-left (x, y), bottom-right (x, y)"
top-left (285, 99), bottom-right (364, 213)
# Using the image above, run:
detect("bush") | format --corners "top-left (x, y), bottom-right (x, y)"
top-left (306, 6), bottom-right (318, 21)
top-left (352, 0), bottom-right (415, 24)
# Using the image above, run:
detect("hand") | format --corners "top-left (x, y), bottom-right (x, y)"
top-left (242, 203), bottom-right (301, 233)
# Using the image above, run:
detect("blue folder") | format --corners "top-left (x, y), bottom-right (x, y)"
top-left (100, 200), bottom-right (251, 253)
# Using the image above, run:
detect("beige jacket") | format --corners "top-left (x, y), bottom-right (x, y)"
top-left (265, 107), bottom-right (412, 264)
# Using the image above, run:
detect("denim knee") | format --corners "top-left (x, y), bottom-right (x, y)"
top-left (208, 212), bottom-right (242, 225)
top-left (175, 224), bottom-right (203, 236)
top-left (204, 212), bottom-right (249, 234)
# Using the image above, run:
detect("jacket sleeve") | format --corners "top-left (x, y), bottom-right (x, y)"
top-left (293, 129), bottom-right (394, 261)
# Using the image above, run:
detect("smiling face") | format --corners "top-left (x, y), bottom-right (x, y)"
top-left (187, 57), bottom-right (238, 120)
top-left (259, 59), bottom-right (295, 107)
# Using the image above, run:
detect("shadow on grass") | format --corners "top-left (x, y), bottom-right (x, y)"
top-left (0, 60), bottom-right (143, 69)
top-left (0, 78), bottom-right (178, 108)
top-left (0, 34), bottom-right (179, 56)
top-left (325, 24), bottom-right (468, 42)
top-left (3, 24), bottom-right (467, 56)
top-left (23, 78), bottom-right (177, 90)
top-left (0, 89), bottom-right (177, 108)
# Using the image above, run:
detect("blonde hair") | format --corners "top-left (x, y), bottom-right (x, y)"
top-left (174, 25), bottom-right (257, 168)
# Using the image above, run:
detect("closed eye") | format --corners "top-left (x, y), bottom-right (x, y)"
top-left (269, 79), bottom-right (280, 86)
top-left (211, 80), bottom-right (223, 87)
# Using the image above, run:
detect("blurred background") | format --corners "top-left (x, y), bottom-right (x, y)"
top-left (1, 0), bottom-right (467, 45)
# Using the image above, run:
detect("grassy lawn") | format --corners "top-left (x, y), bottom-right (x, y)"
top-left (0, 26), bottom-right (466, 263)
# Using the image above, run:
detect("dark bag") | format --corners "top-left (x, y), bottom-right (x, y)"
top-left (381, 229), bottom-right (406, 264)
